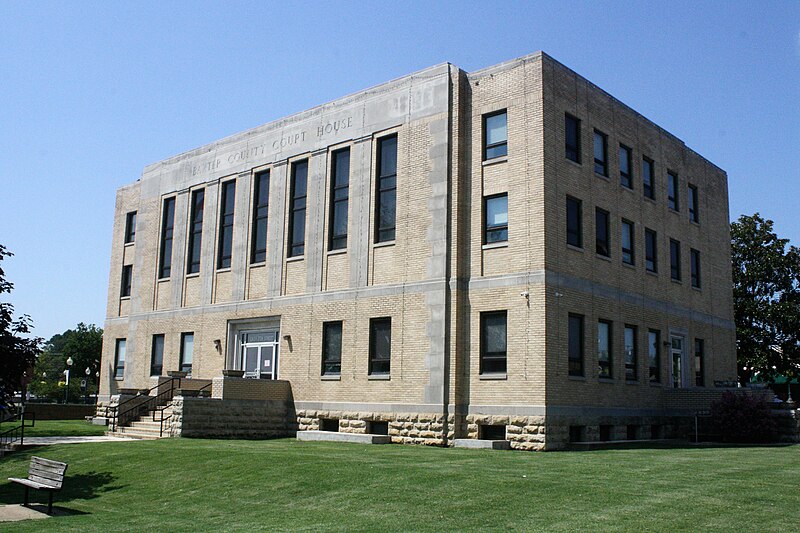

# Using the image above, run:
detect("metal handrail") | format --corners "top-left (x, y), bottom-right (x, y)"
top-left (0, 411), bottom-right (35, 450)
top-left (110, 377), bottom-right (181, 431)
top-left (150, 381), bottom-right (214, 437)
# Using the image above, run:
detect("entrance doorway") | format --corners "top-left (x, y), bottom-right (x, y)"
top-left (670, 335), bottom-right (684, 388)
top-left (240, 331), bottom-right (280, 379)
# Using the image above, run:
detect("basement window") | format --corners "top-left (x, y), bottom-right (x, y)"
top-left (368, 421), bottom-right (389, 435)
top-left (320, 418), bottom-right (339, 432)
top-left (599, 425), bottom-right (613, 441)
top-left (569, 425), bottom-right (585, 443)
top-left (479, 424), bottom-right (506, 441)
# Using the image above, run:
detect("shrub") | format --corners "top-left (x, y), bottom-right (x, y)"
top-left (710, 391), bottom-right (778, 443)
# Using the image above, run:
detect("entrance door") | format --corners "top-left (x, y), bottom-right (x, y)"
top-left (670, 335), bottom-right (684, 388)
top-left (240, 331), bottom-right (279, 379)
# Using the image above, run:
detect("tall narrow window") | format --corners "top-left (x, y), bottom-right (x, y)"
top-left (150, 334), bottom-right (164, 376)
top-left (645, 228), bottom-right (658, 273)
top-left (566, 196), bottom-right (582, 248)
top-left (369, 318), bottom-right (391, 375)
top-left (642, 157), bottom-right (655, 199)
top-left (180, 333), bottom-right (194, 375)
top-left (288, 160), bottom-right (308, 257)
top-left (250, 171), bottom-right (270, 263)
top-left (158, 197), bottom-right (176, 279)
top-left (619, 144), bottom-right (632, 188)
top-left (568, 314), bottom-right (584, 377)
top-left (595, 208), bottom-right (610, 257)
top-left (688, 184), bottom-right (699, 223)
top-left (694, 338), bottom-right (705, 387)
top-left (691, 248), bottom-right (701, 288)
top-left (480, 311), bottom-right (507, 375)
top-left (598, 320), bottom-right (612, 379)
top-left (124, 211), bottom-right (137, 244)
top-left (186, 189), bottom-right (204, 274)
top-left (625, 325), bottom-right (638, 381)
top-left (668, 171), bottom-right (679, 211)
top-left (217, 181), bottom-right (236, 268)
top-left (322, 321), bottom-right (343, 376)
top-left (621, 219), bottom-right (635, 265)
top-left (114, 339), bottom-right (126, 379)
top-left (375, 135), bottom-right (397, 243)
top-left (593, 130), bottom-right (608, 176)
top-left (484, 194), bottom-right (508, 244)
top-left (565, 113), bottom-right (581, 163)
top-left (670, 239), bottom-right (681, 281)
top-left (483, 110), bottom-right (507, 160)
top-left (329, 149), bottom-right (350, 250)
top-left (120, 265), bottom-right (132, 297)
top-left (649, 329), bottom-right (661, 383)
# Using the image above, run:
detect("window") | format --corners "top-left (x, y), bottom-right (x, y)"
top-left (114, 339), bottom-right (126, 379)
top-left (690, 248), bottom-right (701, 288)
top-left (668, 171), bottom-right (679, 211)
top-left (180, 333), bottom-right (194, 375)
top-left (619, 144), bottom-right (632, 188)
top-left (217, 180), bottom-right (236, 268)
top-left (124, 211), bottom-right (137, 244)
top-left (480, 311), bottom-right (507, 374)
top-left (329, 149), bottom-right (350, 250)
top-left (568, 314), bottom-right (584, 376)
top-left (565, 113), bottom-right (581, 163)
top-left (150, 334), bottom-right (164, 376)
top-left (688, 184), bottom-right (699, 223)
top-left (621, 219), bottom-right (635, 265)
top-left (375, 135), bottom-right (397, 243)
top-left (694, 338), bottom-right (705, 387)
top-left (186, 189), bottom-right (204, 274)
top-left (322, 321), bottom-right (343, 376)
top-left (645, 229), bottom-right (658, 273)
top-left (593, 130), bottom-right (608, 176)
top-left (369, 318), bottom-right (391, 375)
top-left (642, 157), bottom-right (655, 199)
top-left (250, 171), bottom-right (270, 263)
top-left (648, 329), bottom-right (661, 383)
top-left (595, 208), bottom-right (610, 257)
top-left (484, 194), bottom-right (508, 244)
top-left (483, 110), bottom-right (507, 160)
top-left (158, 197), bottom-right (176, 279)
top-left (598, 320), bottom-right (612, 379)
top-left (625, 325), bottom-right (637, 381)
top-left (288, 160), bottom-right (308, 257)
top-left (120, 265), bottom-right (132, 298)
top-left (566, 196), bottom-right (582, 248)
top-left (670, 239), bottom-right (681, 281)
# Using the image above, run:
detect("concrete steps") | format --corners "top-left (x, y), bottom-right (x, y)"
top-left (107, 404), bottom-right (175, 440)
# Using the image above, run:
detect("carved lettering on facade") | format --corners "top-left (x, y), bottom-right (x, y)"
top-left (317, 117), bottom-right (353, 139)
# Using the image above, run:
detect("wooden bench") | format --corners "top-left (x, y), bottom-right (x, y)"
top-left (8, 456), bottom-right (68, 514)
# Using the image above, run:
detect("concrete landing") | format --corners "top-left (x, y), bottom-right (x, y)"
top-left (453, 439), bottom-right (512, 450)
top-left (297, 430), bottom-right (392, 444)
top-left (5, 435), bottom-right (138, 451)
top-left (0, 504), bottom-right (62, 522)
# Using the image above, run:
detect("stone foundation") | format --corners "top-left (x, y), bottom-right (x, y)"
top-left (170, 396), bottom-right (296, 438)
top-left (296, 410), bottom-right (454, 446)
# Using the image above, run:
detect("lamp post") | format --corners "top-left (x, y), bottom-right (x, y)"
top-left (84, 367), bottom-right (91, 404)
top-left (64, 356), bottom-right (73, 404)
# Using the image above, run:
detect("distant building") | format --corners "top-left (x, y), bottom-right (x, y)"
top-left (99, 52), bottom-right (737, 449)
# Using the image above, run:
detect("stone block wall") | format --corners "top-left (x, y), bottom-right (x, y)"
top-left (296, 409), bottom-right (453, 446)
top-left (170, 396), bottom-right (296, 438)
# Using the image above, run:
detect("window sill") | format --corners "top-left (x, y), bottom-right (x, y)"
top-left (286, 256), bottom-right (304, 263)
top-left (114, 377), bottom-right (124, 381)
top-left (372, 240), bottom-right (395, 249)
top-left (595, 172), bottom-right (610, 181)
top-left (564, 158), bottom-right (582, 169)
top-left (566, 244), bottom-right (584, 253)
top-left (157, 277), bottom-right (170, 283)
top-left (482, 242), bottom-right (508, 251)
top-left (691, 285), bottom-right (702, 292)
top-left (321, 375), bottom-right (341, 381)
top-left (669, 208), bottom-right (681, 215)
top-left (690, 220), bottom-right (701, 228)
top-left (620, 184), bottom-right (634, 193)
top-left (649, 381), bottom-right (663, 388)
top-left (482, 156), bottom-right (508, 167)
top-left (622, 261), bottom-right (636, 270)
top-left (670, 278), bottom-right (682, 285)
top-left (216, 267), bottom-right (232, 273)
top-left (626, 380), bottom-right (640, 385)
top-left (598, 377), bottom-right (615, 384)
top-left (368, 374), bottom-right (391, 381)
top-left (124, 242), bottom-right (135, 248)
top-left (249, 261), bottom-right (267, 267)
top-left (596, 253), bottom-right (611, 262)
top-left (479, 373), bottom-right (507, 380)
top-left (119, 296), bottom-right (131, 301)
top-left (185, 273), bottom-right (200, 279)
top-left (568, 375), bottom-right (586, 381)
top-left (327, 248), bottom-right (347, 257)
top-left (646, 269), bottom-right (658, 277)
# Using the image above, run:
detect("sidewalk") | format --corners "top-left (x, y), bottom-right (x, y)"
top-left (19, 435), bottom-right (137, 446)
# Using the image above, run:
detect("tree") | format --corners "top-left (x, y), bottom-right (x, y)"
top-left (731, 213), bottom-right (800, 383)
top-left (0, 245), bottom-right (42, 409)
top-left (30, 323), bottom-right (103, 402)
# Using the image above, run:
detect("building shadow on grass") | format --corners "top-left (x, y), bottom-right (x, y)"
top-left (0, 471), bottom-right (122, 510)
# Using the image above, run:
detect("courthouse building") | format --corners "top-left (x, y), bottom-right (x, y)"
top-left (99, 52), bottom-right (738, 449)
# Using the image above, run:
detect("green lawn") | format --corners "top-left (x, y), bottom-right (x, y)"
top-left (1, 419), bottom-right (107, 438)
top-left (0, 439), bottom-right (797, 532)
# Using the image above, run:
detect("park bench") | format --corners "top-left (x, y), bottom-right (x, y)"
top-left (8, 456), bottom-right (68, 514)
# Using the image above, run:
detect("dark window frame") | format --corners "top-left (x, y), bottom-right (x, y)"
top-left (694, 338), bottom-right (705, 387)
top-left (621, 218), bottom-right (635, 265)
top-left (328, 148), bottom-right (350, 251)
top-left (186, 189), bottom-right (205, 275)
top-left (150, 334), bottom-right (164, 377)
top-left (124, 211), bottom-right (137, 244)
top-left (668, 171), bottom-right (680, 211)
top-left (375, 135), bottom-right (398, 243)
top-left (484, 193), bottom-right (508, 244)
top-left (180, 332), bottom-right (194, 374)
top-left (595, 207), bottom-right (610, 257)
top-left (158, 197), bottom-right (176, 279)
top-left (642, 157), bottom-right (655, 200)
top-left (483, 109), bottom-right (508, 160)
top-left (645, 228), bottom-right (658, 273)
top-left (288, 160), bottom-right (308, 258)
top-left (120, 265), bottom-right (132, 298)
top-left (565, 113), bottom-right (581, 163)
top-left (598, 319), bottom-right (613, 379)
top-left (368, 317), bottom-right (391, 376)
top-left (593, 130), bottom-right (608, 176)
top-left (322, 321), bottom-right (343, 376)
top-left (568, 313), bottom-right (584, 377)
top-left (670, 239), bottom-right (682, 281)
top-left (624, 324), bottom-right (638, 381)
top-left (114, 339), bottom-right (126, 379)
top-left (566, 196), bottom-right (583, 248)
top-left (480, 310), bottom-right (508, 375)
top-left (649, 329), bottom-right (661, 383)
top-left (619, 144), bottom-right (633, 189)
top-left (250, 170), bottom-right (270, 264)
top-left (688, 183), bottom-right (699, 223)
top-left (691, 248), bottom-right (701, 288)
top-left (217, 180), bottom-right (236, 269)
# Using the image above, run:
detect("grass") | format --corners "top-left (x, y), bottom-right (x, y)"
top-left (0, 439), bottom-right (798, 532)
top-left (1, 419), bottom-right (108, 438)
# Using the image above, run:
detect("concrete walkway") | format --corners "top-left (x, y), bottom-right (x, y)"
top-left (0, 504), bottom-right (62, 522)
top-left (19, 435), bottom-right (137, 446)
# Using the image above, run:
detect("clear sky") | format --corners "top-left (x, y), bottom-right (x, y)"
top-left (1, 1), bottom-right (798, 341)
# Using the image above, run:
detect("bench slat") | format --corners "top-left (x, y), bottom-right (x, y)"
top-left (31, 457), bottom-right (67, 469)
top-left (29, 462), bottom-right (67, 476)
top-left (8, 477), bottom-right (57, 490)
top-left (27, 474), bottom-right (63, 489)
top-left (29, 465), bottom-right (65, 478)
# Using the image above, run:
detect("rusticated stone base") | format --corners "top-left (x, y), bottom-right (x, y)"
top-left (465, 415), bottom-right (547, 451)
top-left (170, 396), bottom-right (296, 438)
top-left (296, 410), bottom-right (454, 446)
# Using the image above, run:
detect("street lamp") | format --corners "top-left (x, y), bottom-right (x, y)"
top-left (84, 367), bottom-right (91, 404)
top-left (64, 357), bottom-right (73, 404)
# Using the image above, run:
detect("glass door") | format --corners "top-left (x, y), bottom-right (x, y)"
top-left (240, 331), bottom-right (279, 379)
top-left (671, 335), bottom-right (684, 388)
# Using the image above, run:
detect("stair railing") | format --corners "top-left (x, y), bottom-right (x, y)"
top-left (0, 411), bottom-right (35, 451)
top-left (110, 377), bottom-right (181, 432)
top-left (150, 381), bottom-right (214, 437)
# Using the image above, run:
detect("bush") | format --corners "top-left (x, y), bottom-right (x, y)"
top-left (710, 391), bottom-right (778, 443)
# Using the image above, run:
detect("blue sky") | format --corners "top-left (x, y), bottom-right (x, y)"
top-left (1, 1), bottom-right (798, 340)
